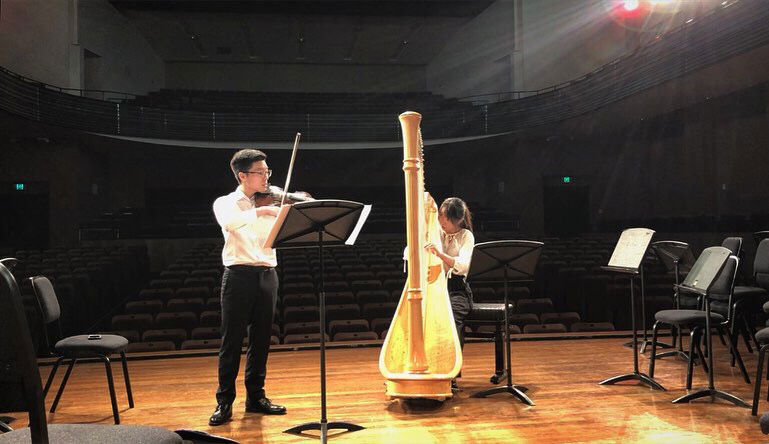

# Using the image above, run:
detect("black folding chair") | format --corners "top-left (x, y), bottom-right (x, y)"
top-left (0, 261), bottom-right (182, 443)
top-left (30, 276), bottom-right (134, 424)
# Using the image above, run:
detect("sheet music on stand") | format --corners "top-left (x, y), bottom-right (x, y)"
top-left (604, 228), bottom-right (655, 273)
top-left (680, 247), bottom-right (730, 294)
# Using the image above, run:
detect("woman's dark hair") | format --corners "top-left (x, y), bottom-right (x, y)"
top-left (230, 149), bottom-right (267, 183)
top-left (440, 197), bottom-right (473, 232)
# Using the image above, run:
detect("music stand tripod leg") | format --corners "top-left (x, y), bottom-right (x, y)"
top-left (285, 421), bottom-right (366, 442)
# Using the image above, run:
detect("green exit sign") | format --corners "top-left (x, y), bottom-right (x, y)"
top-left (14, 183), bottom-right (25, 191)
top-left (562, 176), bottom-right (571, 184)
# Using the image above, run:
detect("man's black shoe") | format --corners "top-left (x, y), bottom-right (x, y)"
top-left (245, 397), bottom-right (287, 415)
top-left (208, 403), bottom-right (232, 426)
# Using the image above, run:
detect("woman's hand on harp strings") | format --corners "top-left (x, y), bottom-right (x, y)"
top-left (425, 242), bottom-right (456, 270)
top-left (424, 242), bottom-right (441, 256)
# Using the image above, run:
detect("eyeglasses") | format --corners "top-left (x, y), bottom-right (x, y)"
top-left (243, 169), bottom-right (272, 178)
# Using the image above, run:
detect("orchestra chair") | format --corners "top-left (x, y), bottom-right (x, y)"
top-left (750, 300), bottom-right (769, 415)
top-left (730, 238), bottom-right (769, 358)
top-left (649, 253), bottom-right (750, 391)
top-left (709, 237), bottom-right (765, 370)
top-left (30, 276), bottom-right (134, 424)
top-left (0, 262), bottom-right (183, 443)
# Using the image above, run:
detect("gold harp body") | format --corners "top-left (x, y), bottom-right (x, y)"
top-left (378, 111), bottom-right (462, 400)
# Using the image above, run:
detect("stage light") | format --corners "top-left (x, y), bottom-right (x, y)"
top-left (623, 0), bottom-right (639, 11)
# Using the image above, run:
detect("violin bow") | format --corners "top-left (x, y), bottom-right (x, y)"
top-left (281, 132), bottom-right (301, 206)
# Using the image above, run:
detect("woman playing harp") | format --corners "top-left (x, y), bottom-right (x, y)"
top-left (425, 197), bottom-right (475, 391)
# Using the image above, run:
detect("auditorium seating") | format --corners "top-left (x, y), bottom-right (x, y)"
top-left (127, 236), bottom-right (632, 349)
top-left (77, 200), bottom-right (519, 240)
top-left (126, 341), bottom-right (176, 353)
top-left (284, 333), bottom-right (330, 344)
top-left (284, 321), bottom-right (321, 336)
top-left (12, 234), bottom-right (722, 355)
top-left (328, 319), bottom-right (369, 336)
top-left (333, 331), bottom-right (378, 341)
top-left (180, 339), bottom-right (222, 350)
top-left (523, 323), bottom-right (568, 334)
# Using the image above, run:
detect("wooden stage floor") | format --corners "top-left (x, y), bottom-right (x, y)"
top-left (18, 336), bottom-right (769, 443)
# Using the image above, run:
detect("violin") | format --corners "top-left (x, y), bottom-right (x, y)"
top-left (255, 185), bottom-right (314, 206)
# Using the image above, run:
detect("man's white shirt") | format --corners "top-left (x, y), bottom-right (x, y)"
top-left (213, 187), bottom-right (278, 267)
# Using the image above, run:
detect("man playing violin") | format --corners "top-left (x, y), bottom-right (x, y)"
top-left (209, 148), bottom-right (287, 426)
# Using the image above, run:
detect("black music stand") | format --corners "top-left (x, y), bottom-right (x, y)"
top-left (265, 200), bottom-right (371, 443)
top-left (467, 240), bottom-right (543, 405)
top-left (634, 262), bottom-right (661, 354)
top-left (651, 241), bottom-right (695, 362)
top-left (621, 251), bottom-right (660, 353)
top-left (600, 228), bottom-right (666, 391)
top-left (671, 247), bottom-right (750, 407)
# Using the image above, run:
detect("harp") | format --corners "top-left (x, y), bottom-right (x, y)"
top-left (378, 111), bottom-right (462, 400)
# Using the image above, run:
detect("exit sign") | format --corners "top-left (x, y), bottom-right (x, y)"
top-left (14, 183), bottom-right (25, 191)
top-left (562, 176), bottom-right (571, 184)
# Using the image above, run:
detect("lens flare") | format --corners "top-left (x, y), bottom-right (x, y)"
top-left (623, 0), bottom-right (640, 11)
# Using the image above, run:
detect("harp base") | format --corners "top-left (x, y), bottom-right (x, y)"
top-left (385, 379), bottom-right (453, 400)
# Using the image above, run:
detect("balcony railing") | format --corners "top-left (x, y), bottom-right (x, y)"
top-left (1, 0), bottom-right (766, 142)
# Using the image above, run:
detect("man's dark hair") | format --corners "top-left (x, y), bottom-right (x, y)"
top-left (230, 149), bottom-right (267, 183)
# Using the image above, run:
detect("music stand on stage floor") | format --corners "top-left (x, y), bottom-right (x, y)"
top-left (265, 200), bottom-right (371, 443)
top-left (467, 240), bottom-right (543, 405)
top-left (600, 228), bottom-right (666, 391)
top-left (635, 261), bottom-right (665, 354)
top-left (671, 246), bottom-right (750, 407)
top-left (651, 241), bottom-right (695, 362)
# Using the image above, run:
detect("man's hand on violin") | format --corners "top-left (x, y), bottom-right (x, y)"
top-left (256, 207), bottom-right (279, 218)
